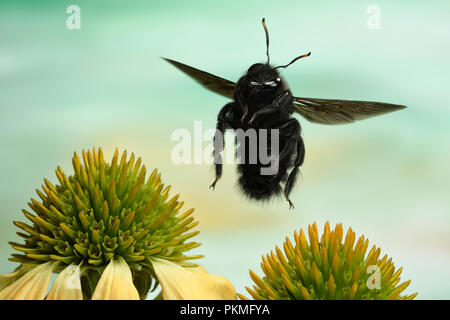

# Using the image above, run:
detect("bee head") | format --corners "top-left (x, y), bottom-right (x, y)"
top-left (247, 63), bottom-right (282, 88)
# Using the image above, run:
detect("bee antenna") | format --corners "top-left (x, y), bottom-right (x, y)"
top-left (274, 52), bottom-right (311, 70)
top-left (262, 18), bottom-right (270, 65)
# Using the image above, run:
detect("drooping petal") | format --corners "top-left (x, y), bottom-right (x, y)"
top-left (0, 270), bottom-right (21, 291)
top-left (0, 262), bottom-right (53, 300)
top-left (188, 266), bottom-right (236, 300)
top-left (47, 264), bottom-right (83, 300)
top-left (92, 256), bottom-right (139, 300)
top-left (152, 258), bottom-right (236, 300)
top-left (0, 265), bottom-right (34, 291)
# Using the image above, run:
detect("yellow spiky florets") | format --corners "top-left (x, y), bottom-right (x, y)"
top-left (8, 148), bottom-right (202, 299)
top-left (239, 222), bottom-right (417, 300)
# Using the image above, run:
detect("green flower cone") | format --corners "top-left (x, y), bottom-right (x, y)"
top-left (0, 148), bottom-right (235, 300)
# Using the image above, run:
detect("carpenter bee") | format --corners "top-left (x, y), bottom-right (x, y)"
top-left (163, 18), bottom-right (406, 209)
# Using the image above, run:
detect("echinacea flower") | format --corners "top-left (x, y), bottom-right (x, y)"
top-left (0, 148), bottom-right (236, 300)
top-left (239, 222), bottom-right (417, 300)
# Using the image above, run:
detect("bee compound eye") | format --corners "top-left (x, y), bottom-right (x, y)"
top-left (264, 80), bottom-right (277, 87)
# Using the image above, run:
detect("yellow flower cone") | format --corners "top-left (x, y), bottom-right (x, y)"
top-left (92, 257), bottom-right (139, 300)
top-left (241, 222), bottom-right (417, 300)
top-left (152, 258), bottom-right (236, 300)
top-left (47, 264), bottom-right (83, 300)
top-left (0, 262), bottom-right (53, 300)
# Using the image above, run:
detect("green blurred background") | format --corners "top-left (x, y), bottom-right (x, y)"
top-left (1, 0), bottom-right (449, 299)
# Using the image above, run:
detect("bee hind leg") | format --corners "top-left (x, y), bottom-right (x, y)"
top-left (275, 119), bottom-right (303, 209)
top-left (284, 135), bottom-right (305, 210)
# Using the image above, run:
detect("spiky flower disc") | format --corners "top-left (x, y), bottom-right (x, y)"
top-left (9, 148), bottom-right (201, 299)
top-left (241, 222), bottom-right (417, 300)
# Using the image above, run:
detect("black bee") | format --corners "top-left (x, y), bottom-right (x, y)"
top-left (163, 18), bottom-right (406, 209)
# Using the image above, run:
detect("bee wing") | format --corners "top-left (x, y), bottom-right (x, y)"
top-left (162, 57), bottom-right (236, 99)
top-left (293, 96), bottom-right (406, 125)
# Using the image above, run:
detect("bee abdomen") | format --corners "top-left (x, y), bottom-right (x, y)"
top-left (237, 164), bottom-right (288, 201)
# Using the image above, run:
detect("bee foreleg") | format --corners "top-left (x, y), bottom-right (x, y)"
top-left (248, 91), bottom-right (291, 124)
top-left (210, 103), bottom-right (234, 190)
top-left (236, 91), bottom-right (249, 123)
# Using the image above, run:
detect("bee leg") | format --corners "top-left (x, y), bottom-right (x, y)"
top-left (278, 118), bottom-right (300, 160)
top-left (210, 103), bottom-right (234, 190)
top-left (248, 91), bottom-right (291, 124)
top-left (274, 119), bottom-right (303, 209)
top-left (240, 103), bottom-right (249, 123)
top-left (236, 91), bottom-right (249, 123)
top-left (284, 133), bottom-right (305, 210)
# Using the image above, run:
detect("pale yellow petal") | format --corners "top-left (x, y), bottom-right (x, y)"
top-left (0, 270), bottom-right (21, 291)
top-left (92, 257), bottom-right (139, 300)
top-left (47, 264), bottom-right (83, 300)
top-left (188, 266), bottom-right (236, 300)
top-left (152, 258), bottom-right (236, 300)
top-left (0, 262), bottom-right (53, 300)
top-left (0, 265), bottom-right (34, 291)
